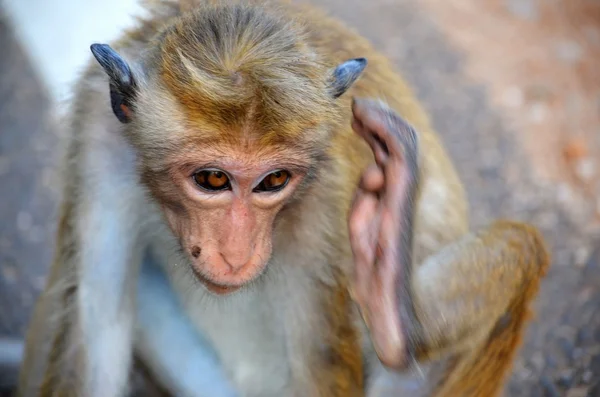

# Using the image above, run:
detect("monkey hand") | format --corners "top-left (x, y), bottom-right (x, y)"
top-left (348, 98), bottom-right (419, 370)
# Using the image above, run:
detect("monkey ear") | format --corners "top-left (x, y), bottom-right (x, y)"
top-left (90, 43), bottom-right (137, 123)
top-left (328, 58), bottom-right (367, 99)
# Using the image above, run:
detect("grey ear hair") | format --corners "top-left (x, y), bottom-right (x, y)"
top-left (90, 43), bottom-right (137, 123)
top-left (328, 58), bottom-right (367, 98)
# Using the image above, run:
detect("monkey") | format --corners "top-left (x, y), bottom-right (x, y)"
top-left (14, 0), bottom-right (550, 396)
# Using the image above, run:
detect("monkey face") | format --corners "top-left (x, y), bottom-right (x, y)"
top-left (158, 142), bottom-right (312, 295)
top-left (89, 21), bottom-right (368, 295)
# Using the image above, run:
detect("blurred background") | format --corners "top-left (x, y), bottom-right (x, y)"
top-left (0, 0), bottom-right (599, 396)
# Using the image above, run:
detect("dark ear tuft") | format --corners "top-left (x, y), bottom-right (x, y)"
top-left (328, 58), bottom-right (367, 99)
top-left (90, 43), bottom-right (137, 123)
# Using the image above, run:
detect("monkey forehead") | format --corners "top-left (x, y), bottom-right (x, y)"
top-left (152, 3), bottom-right (338, 136)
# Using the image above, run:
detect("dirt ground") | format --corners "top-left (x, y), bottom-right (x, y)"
top-left (1, 0), bottom-right (599, 396)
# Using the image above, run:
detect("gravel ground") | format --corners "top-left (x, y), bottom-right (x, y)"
top-left (0, 1), bottom-right (598, 396)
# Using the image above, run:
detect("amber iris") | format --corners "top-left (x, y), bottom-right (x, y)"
top-left (193, 170), bottom-right (230, 191)
top-left (255, 170), bottom-right (291, 192)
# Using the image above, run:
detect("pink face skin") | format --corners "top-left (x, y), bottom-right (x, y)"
top-left (162, 144), bottom-right (311, 295)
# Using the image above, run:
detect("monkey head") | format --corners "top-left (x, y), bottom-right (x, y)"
top-left (90, 8), bottom-right (366, 295)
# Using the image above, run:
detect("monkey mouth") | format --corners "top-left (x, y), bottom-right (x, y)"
top-left (191, 268), bottom-right (243, 295)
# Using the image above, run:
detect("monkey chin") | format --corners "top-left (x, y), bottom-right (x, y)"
top-left (190, 267), bottom-right (250, 296)
top-left (192, 270), bottom-right (243, 295)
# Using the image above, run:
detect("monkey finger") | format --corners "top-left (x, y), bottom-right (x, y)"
top-left (362, 209), bottom-right (408, 369)
top-left (352, 98), bottom-right (417, 163)
top-left (352, 118), bottom-right (390, 167)
top-left (359, 164), bottom-right (385, 193)
top-left (365, 265), bottom-right (406, 369)
top-left (349, 191), bottom-right (380, 266)
top-left (348, 191), bottom-right (381, 301)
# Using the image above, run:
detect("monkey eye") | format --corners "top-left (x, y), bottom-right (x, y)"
top-left (193, 169), bottom-right (231, 192)
top-left (254, 170), bottom-right (291, 193)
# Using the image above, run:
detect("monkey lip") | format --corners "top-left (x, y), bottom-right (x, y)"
top-left (192, 269), bottom-right (243, 295)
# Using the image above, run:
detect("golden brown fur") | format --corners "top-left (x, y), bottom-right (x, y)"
top-left (16, 1), bottom-right (549, 397)
top-left (417, 222), bottom-right (550, 396)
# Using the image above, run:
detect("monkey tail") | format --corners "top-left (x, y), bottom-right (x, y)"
top-left (434, 222), bottom-right (551, 397)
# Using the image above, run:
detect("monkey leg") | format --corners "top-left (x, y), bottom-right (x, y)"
top-left (408, 221), bottom-right (550, 396)
top-left (134, 251), bottom-right (238, 397)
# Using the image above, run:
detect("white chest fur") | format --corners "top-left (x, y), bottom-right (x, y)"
top-left (191, 289), bottom-right (291, 397)
top-left (168, 266), bottom-right (297, 397)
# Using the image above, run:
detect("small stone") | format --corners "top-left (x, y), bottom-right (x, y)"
top-left (555, 40), bottom-right (584, 64)
top-left (506, 0), bottom-right (538, 20)
top-left (16, 211), bottom-right (33, 232)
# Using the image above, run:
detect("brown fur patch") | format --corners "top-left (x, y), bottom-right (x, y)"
top-left (38, 204), bottom-right (82, 396)
top-left (316, 268), bottom-right (364, 397)
top-left (157, 3), bottom-right (336, 142)
top-left (430, 222), bottom-right (551, 397)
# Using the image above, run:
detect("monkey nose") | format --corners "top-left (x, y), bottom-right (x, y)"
top-left (220, 251), bottom-right (253, 272)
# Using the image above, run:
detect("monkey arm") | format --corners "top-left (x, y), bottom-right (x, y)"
top-left (17, 177), bottom-right (146, 397)
top-left (74, 192), bottom-right (145, 396)
top-left (406, 221), bottom-right (550, 363)
top-left (348, 98), bottom-right (550, 378)
top-left (33, 129), bottom-right (149, 397)
top-left (62, 130), bottom-right (155, 397)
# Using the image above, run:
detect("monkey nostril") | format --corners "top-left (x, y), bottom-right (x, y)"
top-left (221, 253), bottom-right (252, 272)
top-left (191, 246), bottom-right (201, 258)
